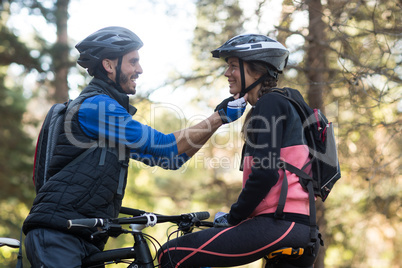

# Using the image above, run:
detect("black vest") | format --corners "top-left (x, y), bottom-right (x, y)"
top-left (23, 78), bottom-right (136, 249)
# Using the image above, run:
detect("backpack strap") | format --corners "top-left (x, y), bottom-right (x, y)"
top-left (117, 161), bottom-right (129, 196)
top-left (275, 161), bottom-right (323, 256)
top-left (274, 162), bottom-right (288, 220)
top-left (16, 227), bottom-right (23, 268)
top-left (65, 143), bottom-right (98, 168)
top-left (275, 161), bottom-right (314, 217)
top-left (98, 146), bottom-right (128, 197)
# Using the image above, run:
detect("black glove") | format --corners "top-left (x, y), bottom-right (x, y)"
top-left (215, 97), bottom-right (247, 124)
top-left (213, 212), bottom-right (232, 227)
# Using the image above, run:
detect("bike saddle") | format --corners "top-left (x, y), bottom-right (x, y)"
top-left (264, 247), bottom-right (315, 268)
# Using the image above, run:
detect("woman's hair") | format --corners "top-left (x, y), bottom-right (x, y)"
top-left (241, 61), bottom-right (278, 140)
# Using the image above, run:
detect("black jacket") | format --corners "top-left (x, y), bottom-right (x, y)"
top-left (23, 79), bottom-right (135, 249)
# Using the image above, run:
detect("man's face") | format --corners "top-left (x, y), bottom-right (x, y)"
top-left (110, 50), bottom-right (143, 95)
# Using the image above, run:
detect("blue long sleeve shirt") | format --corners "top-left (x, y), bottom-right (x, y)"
top-left (78, 94), bottom-right (189, 169)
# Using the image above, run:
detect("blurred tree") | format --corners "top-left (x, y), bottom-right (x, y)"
top-left (182, 0), bottom-right (401, 267)
top-left (0, 1), bottom-right (70, 266)
top-left (305, 1), bottom-right (328, 267)
top-left (320, 1), bottom-right (401, 267)
top-left (0, 2), bottom-right (41, 267)
top-left (273, 0), bottom-right (401, 267)
top-left (5, 0), bottom-right (72, 103)
top-left (164, 0), bottom-right (245, 105)
top-left (0, 0), bottom-right (400, 267)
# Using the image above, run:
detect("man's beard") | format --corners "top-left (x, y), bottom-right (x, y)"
top-left (119, 72), bottom-right (135, 94)
top-left (120, 72), bottom-right (129, 85)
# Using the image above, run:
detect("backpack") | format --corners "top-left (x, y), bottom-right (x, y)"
top-left (271, 87), bottom-right (341, 254)
top-left (32, 93), bottom-right (99, 194)
top-left (33, 101), bottom-right (71, 193)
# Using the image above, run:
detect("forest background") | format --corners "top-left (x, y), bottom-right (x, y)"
top-left (0, 0), bottom-right (400, 267)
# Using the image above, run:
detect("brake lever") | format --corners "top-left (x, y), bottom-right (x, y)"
top-left (178, 217), bottom-right (203, 234)
top-left (90, 229), bottom-right (107, 240)
top-left (179, 222), bottom-right (194, 234)
top-left (90, 222), bottom-right (125, 239)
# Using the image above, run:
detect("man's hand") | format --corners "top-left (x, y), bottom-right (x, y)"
top-left (213, 212), bottom-right (232, 227)
top-left (215, 94), bottom-right (247, 124)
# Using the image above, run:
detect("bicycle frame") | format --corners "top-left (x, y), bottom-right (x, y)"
top-left (82, 224), bottom-right (152, 268)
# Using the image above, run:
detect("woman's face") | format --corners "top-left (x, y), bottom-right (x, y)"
top-left (224, 57), bottom-right (261, 104)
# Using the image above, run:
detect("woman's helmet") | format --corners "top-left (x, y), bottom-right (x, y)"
top-left (212, 34), bottom-right (289, 96)
top-left (76, 26), bottom-right (143, 76)
top-left (212, 34), bottom-right (289, 74)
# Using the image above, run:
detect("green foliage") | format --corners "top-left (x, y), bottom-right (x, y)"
top-left (188, 0), bottom-right (402, 267)
top-left (0, 73), bottom-right (34, 203)
top-left (307, 1), bottom-right (401, 267)
top-left (0, 8), bottom-right (42, 71)
top-left (0, 1), bottom-right (400, 267)
top-left (172, 0), bottom-right (245, 105)
top-left (0, 73), bottom-right (34, 267)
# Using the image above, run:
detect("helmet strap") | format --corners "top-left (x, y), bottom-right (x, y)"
top-left (113, 56), bottom-right (126, 94)
top-left (239, 59), bottom-right (246, 97)
top-left (240, 73), bottom-right (269, 97)
top-left (115, 56), bottom-right (123, 86)
top-left (239, 64), bottom-right (278, 97)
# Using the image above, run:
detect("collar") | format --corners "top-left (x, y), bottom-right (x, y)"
top-left (82, 78), bottom-right (136, 114)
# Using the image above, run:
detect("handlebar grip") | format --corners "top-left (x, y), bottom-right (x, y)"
top-left (67, 218), bottom-right (105, 229)
top-left (194, 211), bottom-right (210, 221)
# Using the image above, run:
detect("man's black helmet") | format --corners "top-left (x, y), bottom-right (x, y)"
top-left (211, 34), bottom-right (289, 74)
top-left (76, 26), bottom-right (143, 75)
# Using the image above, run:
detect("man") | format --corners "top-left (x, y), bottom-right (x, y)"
top-left (22, 26), bottom-right (247, 267)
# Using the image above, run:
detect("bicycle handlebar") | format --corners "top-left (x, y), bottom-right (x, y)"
top-left (67, 218), bottom-right (105, 229)
top-left (67, 211), bottom-right (210, 229)
top-left (119, 206), bottom-right (146, 216)
top-left (0, 237), bottom-right (20, 248)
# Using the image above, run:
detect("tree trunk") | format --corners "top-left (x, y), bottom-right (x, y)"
top-left (52, 0), bottom-right (70, 103)
top-left (306, 0), bottom-right (327, 267)
top-left (307, 0), bottom-right (325, 111)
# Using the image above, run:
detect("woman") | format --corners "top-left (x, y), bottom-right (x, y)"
top-left (157, 34), bottom-right (320, 268)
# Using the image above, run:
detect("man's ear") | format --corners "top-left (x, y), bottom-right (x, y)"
top-left (102, 59), bottom-right (114, 74)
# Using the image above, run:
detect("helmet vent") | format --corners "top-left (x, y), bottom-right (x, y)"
top-left (75, 26), bottom-right (143, 75)
top-left (113, 40), bottom-right (132, 46)
top-left (98, 34), bottom-right (115, 41)
top-left (251, 44), bottom-right (262, 49)
top-left (211, 34), bottom-right (289, 73)
top-left (92, 47), bottom-right (103, 55)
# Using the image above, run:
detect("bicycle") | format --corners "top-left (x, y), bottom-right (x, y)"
top-left (68, 207), bottom-right (316, 268)
top-left (68, 207), bottom-right (212, 268)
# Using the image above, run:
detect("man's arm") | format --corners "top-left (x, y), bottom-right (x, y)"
top-left (173, 111), bottom-right (222, 157)
top-left (174, 94), bottom-right (248, 157)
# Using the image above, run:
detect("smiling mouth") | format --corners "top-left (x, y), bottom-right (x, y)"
top-left (130, 77), bottom-right (138, 85)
